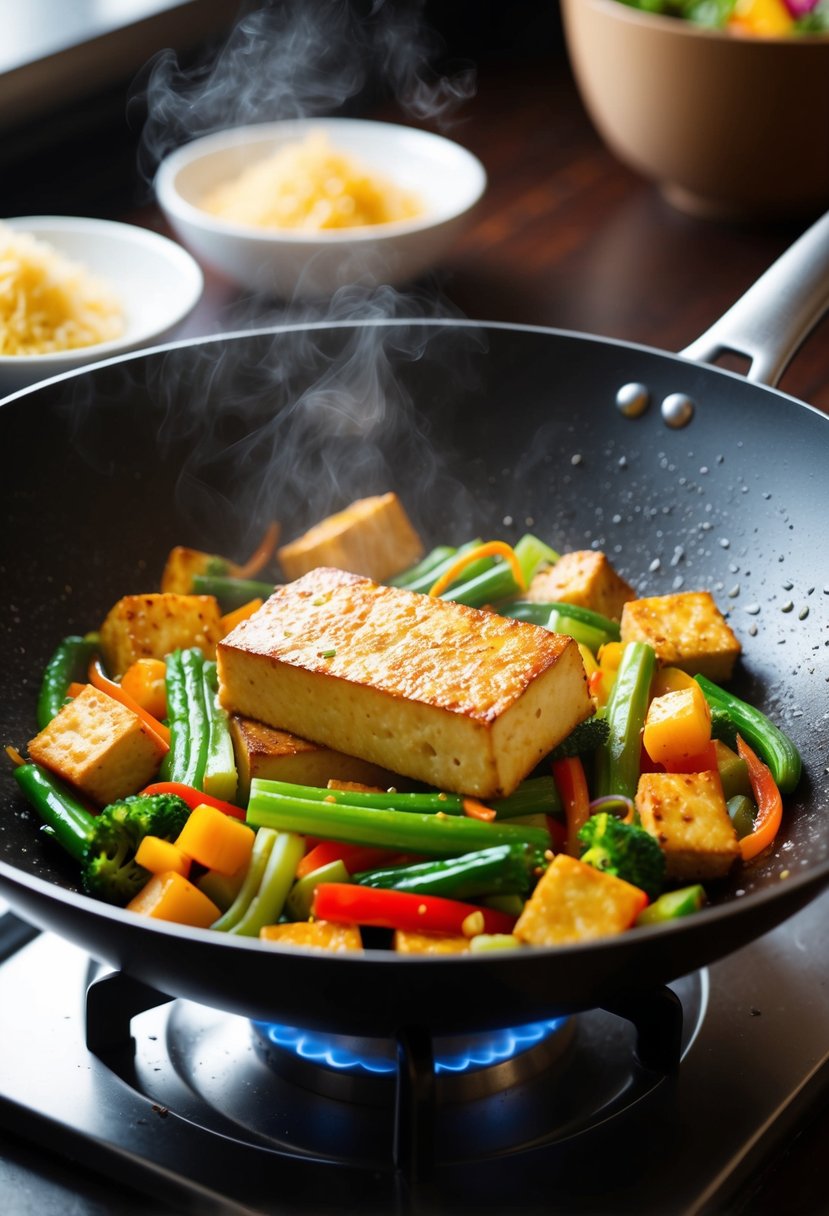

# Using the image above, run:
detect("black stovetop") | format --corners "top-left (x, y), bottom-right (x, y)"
top-left (1, 888), bottom-right (829, 1216)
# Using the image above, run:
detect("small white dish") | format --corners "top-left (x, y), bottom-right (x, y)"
top-left (0, 217), bottom-right (203, 397)
top-left (155, 118), bottom-right (487, 299)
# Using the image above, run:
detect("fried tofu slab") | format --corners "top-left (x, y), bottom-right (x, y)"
top-left (621, 591), bottom-right (741, 681)
top-left (229, 714), bottom-right (399, 803)
top-left (217, 567), bottom-right (592, 799)
top-left (100, 593), bottom-right (223, 677)
top-left (277, 492), bottom-right (423, 583)
top-left (28, 684), bottom-right (167, 806)
top-left (527, 550), bottom-right (635, 620)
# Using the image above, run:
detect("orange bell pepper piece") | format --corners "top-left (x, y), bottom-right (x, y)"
top-left (126, 870), bottom-right (220, 927)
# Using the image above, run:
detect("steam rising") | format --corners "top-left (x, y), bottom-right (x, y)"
top-left (124, 0), bottom-right (481, 552)
top-left (142, 288), bottom-right (488, 551)
top-left (133, 0), bottom-right (476, 179)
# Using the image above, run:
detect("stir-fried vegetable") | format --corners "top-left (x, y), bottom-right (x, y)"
top-left (617, 0), bottom-right (829, 35)
top-left (12, 761), bottom-right (188, 903)
top-left (37, 634), bottom-right (100, 729)
top-left (246, 782), bottom-right (551, 857)
top-left (9, 497), bottom-right (806, 953)
top-left (594, 641), bottom-right (657, 801)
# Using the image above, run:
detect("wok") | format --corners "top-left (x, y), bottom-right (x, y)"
top-left (1, 215), bottom-right (828, 1038)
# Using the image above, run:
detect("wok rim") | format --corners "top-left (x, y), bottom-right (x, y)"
top-left (2, 314), bottom-right (827, 423)
top-left (2, 842), bottom-right (829, 970)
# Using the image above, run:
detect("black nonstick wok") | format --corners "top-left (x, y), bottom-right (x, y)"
top-left (1, 215), bottom-right (828, 1039)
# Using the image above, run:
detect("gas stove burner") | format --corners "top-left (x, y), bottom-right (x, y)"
top-left (6, 918), bottom-right (829, 1216)
top-left (252, 1015), bottom-right (573, 1103)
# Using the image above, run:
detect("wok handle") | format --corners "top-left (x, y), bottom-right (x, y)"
top-left (680, 210), bottom-right (829, 388)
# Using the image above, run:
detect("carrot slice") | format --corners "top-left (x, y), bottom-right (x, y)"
top-left (88, 657), bottom-right (170, 750)
top-left (462, 798), bottom-right (497, 822)
top-left (427, 541), bottom-right (526, 598)
top-left (236, 521), bottom-right (281, 578)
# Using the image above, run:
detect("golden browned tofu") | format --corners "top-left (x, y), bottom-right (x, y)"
top-left (620, 591), bottom-right (741, 681)
top-left (393, 930), bottom-right (471, 955)
top-left (636, 771), bottom-right (740, 881)
top-left (100, 593), bottom-right (224, 677)
top-left (514, 854), bottom-right (648, 946)
top-left (229, 714), bottom-right (399, 803)
top-left (160, 546), bottom-right (241, 594)
top-left (27, 684), bottom-right (166, 806)
top-left (259, 921), bottom-right (363, 952)
top-left (527, 550), bottom-right (635, 620)
top-left (217, 568), bottom-right (592, 799)
top-left (277, 492), bottom-right (423, 583)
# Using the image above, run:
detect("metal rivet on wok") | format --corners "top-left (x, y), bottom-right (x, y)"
top-left (661, 392), bottom-right (695, 428)
top-left (615, 382), bottom-right (650, 418)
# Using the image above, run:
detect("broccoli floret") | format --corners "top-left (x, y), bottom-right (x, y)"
top-left (577, 811), bottom-right (665, 899)
top-left (548, 714), bottom-right (610, 761)
top-left (81, 793), bottom-right (190, 904)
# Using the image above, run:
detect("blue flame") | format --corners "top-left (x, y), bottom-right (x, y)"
top-left (253, 1018), bottom-right (567, 1077)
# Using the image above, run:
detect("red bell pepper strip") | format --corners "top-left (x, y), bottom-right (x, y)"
top-left (140, 780), bottom-right (246, 820)
top-left (551, 755), bottom-right (591, 857)
top-left (736, 736), bottom-right (784, 862)
top-left (312, 883), bottom-right (518, 937)
top-left (296, 840), bottom-right (415, 880)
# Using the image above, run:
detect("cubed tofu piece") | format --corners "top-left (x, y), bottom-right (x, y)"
top-left (100, 593), bottom-right (224, 677)
top-left (527, 550), bottom-right (635, 620)
top-left (514, 854), bottom-right (648, 946)
top-left (27, 684), bottom-right (166, 806)
top-left (217, 567), bottom-right (592, 799)
top-left (620, 591), bottom-right (741, 681)
top-left (160, 546), bottom-right (241, 594)
top-left (259, 921), bottom-right (363, 952)
top-left (229, 714), bottom-right (399, 804)
top-left (393, 930), bottom-right (471, 954)
top-left (636, 771), bottom-right (740, 882)
top-left (277, 492), bottom-right (424, 583)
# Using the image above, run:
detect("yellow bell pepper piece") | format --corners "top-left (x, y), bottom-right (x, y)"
top-left (119, 658), bottom-right (168, 721)
top-left (134, 834), bottom-right (191, 877)
top-left (126, 870), bottom-right (220, 927)
top-left (650, 665), bottom-right (696, 699)
top-left (176, 802), bottom-right (256, 875)
top-left (728, 0), bottom-right (794, 36)
top-left (643, 682), bottom-right (712, 768)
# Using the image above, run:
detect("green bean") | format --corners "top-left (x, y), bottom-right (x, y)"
top-left (36, 634), bottom-right (100, 729)
top-left (229, 832), bottom-right (305, 937)
top-left (594, 641), bottom-right (656, 801)
top-left (695, 675), bottom-right (802, 795)
top-left (247, 783), bottom-right (550, 857)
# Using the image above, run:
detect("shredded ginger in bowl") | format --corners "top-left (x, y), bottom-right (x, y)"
top-left (0, 222), bottom-right (124, 357)
top-left (200, 131), bottom-right (424, 231)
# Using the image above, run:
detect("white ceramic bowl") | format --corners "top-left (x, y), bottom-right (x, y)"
top-left (155, 118), bottom-right (487, 298)
top-left (0, 216), bottom-right (203, 398)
